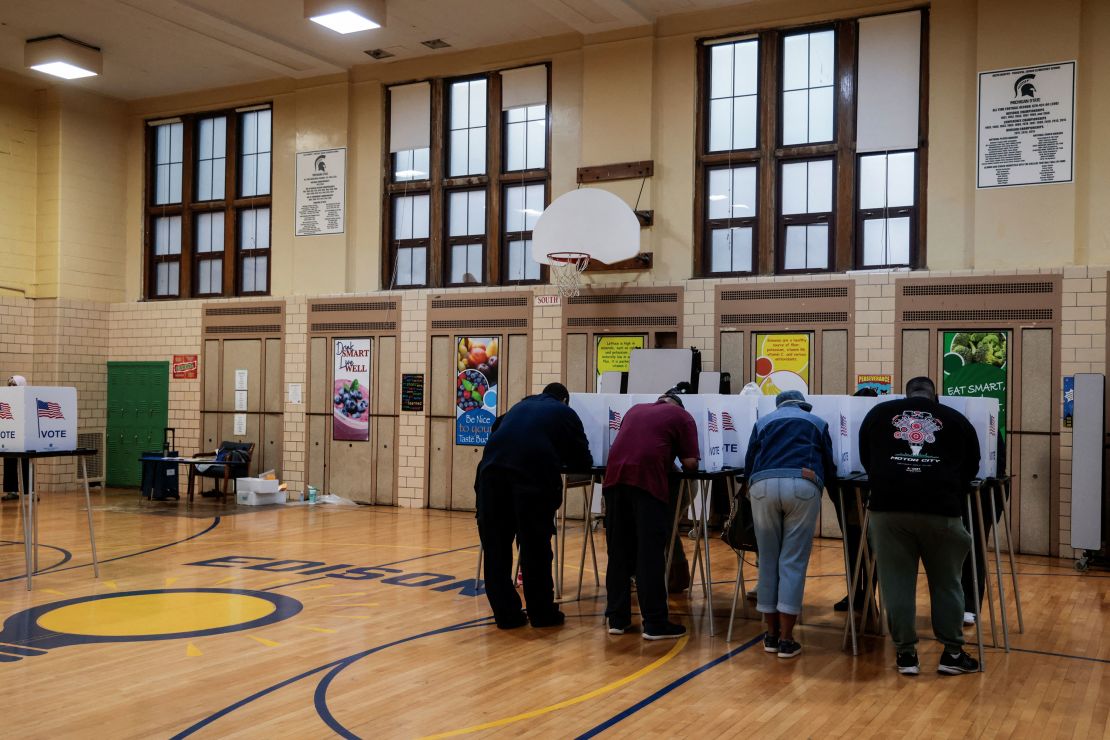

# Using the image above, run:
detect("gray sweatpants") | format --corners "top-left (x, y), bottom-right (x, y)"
top-left (868, 510), bottom-right (972, 653)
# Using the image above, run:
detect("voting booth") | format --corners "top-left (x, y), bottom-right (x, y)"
top-left (0, 386), bottom-right (78, 452)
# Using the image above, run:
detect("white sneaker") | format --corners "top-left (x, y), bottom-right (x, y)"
top-left (963, 611), bottom-right (976, 626)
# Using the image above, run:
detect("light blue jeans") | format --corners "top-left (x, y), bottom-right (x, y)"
top-left (749, 476), bottom-right (822, 615)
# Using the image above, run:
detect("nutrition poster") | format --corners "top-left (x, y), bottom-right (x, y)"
top-left (333, 338), bottom-right (371, 442)
top-left (456, 336), bottom-right (499, 446)
top-left (595, 335), bottom-right (644, 388)
top-left (754, 333), bottom-right (810, 395)
top-left (942, 331), bottom-right (1008, 441)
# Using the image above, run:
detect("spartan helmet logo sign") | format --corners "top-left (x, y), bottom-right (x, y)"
top-left (314, 154), bottom-right (327, 173)
top-left (1014, 73), bottom-right (1037, 99)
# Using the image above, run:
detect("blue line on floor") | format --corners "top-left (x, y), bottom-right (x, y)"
top-left (0, 517), bottom-right (220, 583)
top-left (1007, 646), bottom-right (1110, 665)
top-left (172, 617), bottom-right (493, 739)
top-left (263, 543), bottom-right (480, 591)
top-left (573, 631), bottom-right (765, 739)
top-left (0, 540), bottom-right (72, 581)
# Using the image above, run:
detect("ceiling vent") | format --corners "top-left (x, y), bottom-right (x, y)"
top-left (364, 48), bottom-right (394, 59)
top-left (421, 38), bottom-right (451, 49)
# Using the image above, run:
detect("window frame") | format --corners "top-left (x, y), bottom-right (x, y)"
top-left (776, 155), bottom-right (836, 274)
top-left (382, 64), bottom-right (551, 290)
top-left (854, 149), bottom-right (920, 269)
top-left (501, 179), bottom-right (548, 285)
top-left (693, 11), bottom-right (928, 277)
top-left (143, 105), bottom-right (273, 300)
top-left (444, 186), bottom-right (488, 286)
top-left (704, 163), bottom-right (759, 275)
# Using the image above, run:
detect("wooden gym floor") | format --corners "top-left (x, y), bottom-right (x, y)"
top-left (1, 489), bottom-right (1108, 739)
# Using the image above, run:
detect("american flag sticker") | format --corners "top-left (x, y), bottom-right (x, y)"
top-left (0, 402), bottom-right (12, 420)
top-left (36, 399), bottom-right (64, 420)
top-left (707, 411), bottom-right (719, 433)
top-left (608, 409), bottom-right (623, 430)
top-left (721, 411), bottom-right (736, 431)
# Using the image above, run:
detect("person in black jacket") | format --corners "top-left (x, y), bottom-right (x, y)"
top-left (476, 382), bottom-right (592, 629)
top-left (859, 377), bottom-right (981, 676)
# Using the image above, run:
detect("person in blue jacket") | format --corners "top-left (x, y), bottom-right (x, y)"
top-left (476, 383), bottom-right (592, 630)
top-left (744, 389), bottom-right (836, 659)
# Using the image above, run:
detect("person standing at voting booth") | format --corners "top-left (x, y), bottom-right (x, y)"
top-left (743, 390), bottom-right (837, 659)
top-left (603, 388), bottom-right (700, 640)
top-left (2, 375), bottom-right (30, 502)
top-left (476, 382), bottom-right (592, 630)
top-left (859, 376), bottom-right (981, 676)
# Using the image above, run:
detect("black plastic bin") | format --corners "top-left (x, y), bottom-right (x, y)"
top-left (141, 426), bottom-right (179, 501)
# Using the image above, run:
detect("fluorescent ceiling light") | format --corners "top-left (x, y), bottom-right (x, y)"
top-left (521, 208), bottom-right (543, 216)
top-left (395, 169), bottom-right (425, 178)
top-left (309, 10), bottom-right (379, 33)
top-left (305, 0), bottom-right (385, 33)
top-left (25, 35), bottom-right (101, 80)
top-left (708, 194), bottom-right (726, 201)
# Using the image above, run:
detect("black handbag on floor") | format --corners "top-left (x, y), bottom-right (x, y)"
top-left (721, 480), bottom-right (758, 553)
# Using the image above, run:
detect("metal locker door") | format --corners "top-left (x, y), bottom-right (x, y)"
top-left (204, 340), bottom-right (220, 411)
top-left (308, 336), bottom-right (328, 490)
top-left (374, 416), bottom-right (397, 505)
top-left (719, 331), bottom-right (745, 389)
top-left (819, 330), bottom-right (849, 537)
top-left (308, 414), bottom-right (327, 491)
top-left (505, 333), bottom-right (527, 409)
top-left (428, 419), bottom-right (452, 509)
top-left (221, 340), bottom-right (262, 412)
top-left (329, 336), bottom-right (374, 502)
top-left (221, 413), bottom-right (261, 477)
top-left (566, 334), bottom-right (589, 393)
top-left (1018, 328), bottom-right (1052, 554)
top-left (451, 445), bottom-right (481, 511)
top-left (261, 415), bottom-right (283, 478)
top-left (374, 336), bottom-right (398, 506)
top-left (201, 413), bottom-right (221, 455)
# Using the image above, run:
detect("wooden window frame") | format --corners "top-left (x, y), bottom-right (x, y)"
top-left (854, 149), bottom-right (920, 269)
top-left (776, 155), bottom-right (836, 274)
top-left (388, 191), bottom-right (432, 287)
top-left (704, 163), bottom-right (759, 275)
top-left (501, 179), bottom-right (548, 285)
top-left (693, 10), bottom-right (928, 277)
top-left (382, 64), bottom-right (551, 290)
top-left (143, 106), bottom-right (272, 300)
top-left (444, 186), bottom-right (488, 286)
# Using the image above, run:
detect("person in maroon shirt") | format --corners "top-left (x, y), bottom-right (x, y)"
top-left (603, 389), bottom-right (700, 640)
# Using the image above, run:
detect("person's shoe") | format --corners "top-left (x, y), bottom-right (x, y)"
top-left (963, 611), bottom-right (976, 626)
top-left (1, 492), bottom-right (18, 502)
top-left (495, 611), bottom-right (528, 630)
top-left (643, 622), bottom-right (687, 641)
top-left (763, 634), bottom-right (781, 653)
top-left (777, 639), bottom-right (802, 659)
top-left (833, 596), bottom-right (850, 612)
top-left (529, 610), bottom-right (566, 628)
top-left (607, 618), bottom-right (633, 635)
top-left (937, 649), bottom-right (979, 675)
top-left (896, 651), bottom-right (920, 675)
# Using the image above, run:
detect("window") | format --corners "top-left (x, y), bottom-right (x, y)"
top-left (383, 65), bottom-right (550, 289)
top-left (695, 12), bottom-right (926, 276)
top-left (144, 106), bottom-right (272, 298)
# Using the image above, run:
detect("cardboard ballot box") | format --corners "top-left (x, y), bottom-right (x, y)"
top-left (0, 386), bottom-right (78, 452)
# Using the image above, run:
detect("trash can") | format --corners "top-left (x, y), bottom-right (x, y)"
top-left (140, 452), bottom-right (179, 500)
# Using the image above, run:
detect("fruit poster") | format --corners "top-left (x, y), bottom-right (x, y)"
top-left (333, 338), bottom-right (371, 442)
top-left (754, 333), bottom-right (810, 395)
top-left (942, 331), bottom-right (1008, 441)
top-left (456, 336), bottom-right (499, 446)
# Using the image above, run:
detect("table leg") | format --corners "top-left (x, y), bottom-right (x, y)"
top-left (187, 466), bottom-right (195, 507)
top-left (839, 486), bottom-right (859, 656)
top-left (974, 489), bottom-right (999, 648)
top-left (81, 457), bottom-right (100, 578)
top-left (700, 480), bottom-right (715, 637)
top-left (966, 495), bottom-right (985, 672)
top-left (17, 459), bottom-right (31, 591)
top-left (998, 481), bottom-right (1024, 633)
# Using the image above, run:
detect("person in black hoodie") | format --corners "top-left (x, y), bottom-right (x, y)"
top-left (859, 377), bottom-right (980, 676)
top-left (476, 383), bottom-right (592, 630)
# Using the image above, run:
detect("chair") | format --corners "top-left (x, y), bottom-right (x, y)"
top-left (192, 441), bottom-right (254, 504)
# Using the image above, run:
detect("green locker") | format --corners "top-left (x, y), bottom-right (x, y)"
top-left (106, 361), bottom-right (169, 487)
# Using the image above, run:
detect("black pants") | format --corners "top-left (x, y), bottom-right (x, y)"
top-left (604, 484), bottom-right (670, 630)
top-left (961, 485), bottom-right (1006, 612)
top-left (476, 466), bottom-right (559, 625)
top-left (829, 485), bottom-right (869, 604)
top-left (2, 458), bottom-right (31, 493)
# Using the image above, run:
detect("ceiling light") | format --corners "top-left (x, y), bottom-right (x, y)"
top-left (25, 35), bottom-right (101, 80)
top-left (708, 194), bottom-right (726, 201)
top-left (395, 169), bottom-right (425, 178)
top-left (305, 0), bottom-right (385, 33)
top-left (421, 38), bottom-right (451, 50)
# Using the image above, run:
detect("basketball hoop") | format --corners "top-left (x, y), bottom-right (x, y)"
top-left (547, 251), bottom-right (590, 298)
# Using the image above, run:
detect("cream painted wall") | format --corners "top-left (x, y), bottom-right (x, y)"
top-left (0, 74), bottom-right (38, 298)
top-left (6, 0), bottom-right (1110, 301)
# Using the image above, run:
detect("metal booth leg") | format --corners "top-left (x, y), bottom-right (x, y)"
top-left (839, 485), bottom-right (859, 656)
top-left (30, 461), bottom-right (38, 574)
top-left (974, 487), bottom-right (999, 648)
top-left (986, 482), bottom-right (1010, 651)
top-left (81, 457), bottom-right (99, 578)
top-left (997, 480), bottom-right (1024, 633)
top-left (700, 480), bottom-right (715, 637)
top-left (966, 494), bottom-right (985, 672)
top-left (17, 459), bottom-right (32, 591)
top-left (664, 479), bottom-right (688, 586)
top-left (475, 545), bottom-right (483, 583)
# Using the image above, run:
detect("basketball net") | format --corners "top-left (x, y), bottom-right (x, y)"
top-left (548, 252), bottom-right (590, 298)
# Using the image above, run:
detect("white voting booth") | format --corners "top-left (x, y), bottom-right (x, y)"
top-left (0, 386), bottom-right (78, 452)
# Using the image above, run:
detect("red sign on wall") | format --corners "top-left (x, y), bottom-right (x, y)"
top-left (173, 355), bottom-right (198, 379)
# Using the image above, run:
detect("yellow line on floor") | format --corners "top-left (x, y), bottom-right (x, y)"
top-left (247, 635), bottom-right (280, 647)
top-left (186, 643), bottom-right (202, 657)
top-left (328, 603), bottom-right (379, 608)
top-left (418, 636), bottom-right (690, 739)
top-left (295, 626), bottom-right (338, 634)
top-left (290, 584), bottom-right (334, 592)
top-left (329, 615), bottom-right (372, 620)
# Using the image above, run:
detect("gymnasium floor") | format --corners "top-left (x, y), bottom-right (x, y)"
top-left (2, 491), bottom-right (1108, 739)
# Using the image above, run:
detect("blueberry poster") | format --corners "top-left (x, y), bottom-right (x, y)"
top-left (333, 338), bottom-right (371, 442)
top-left (456, 336), bottom-right (498, 446)
top-left (942, 331), bottom-right (1008, 441)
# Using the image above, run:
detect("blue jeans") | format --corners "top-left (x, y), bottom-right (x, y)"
top-left (749, 476), bottom-right (821, 615)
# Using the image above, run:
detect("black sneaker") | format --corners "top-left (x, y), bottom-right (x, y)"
top-left (896, 651), bottom-right (920, 675)
top-left (763, 634), bottom-right (780, 653)
top-left (607, 618), bottom-right (633, 635)
top-left (495, 611), bottom-right (528, 630)
top-left (643, 622), bottom-right (687, 641)
top-left (529, 610), bottom-right (566, 628)
top-left (833, 596), bottom-right (850, 612)
top-left (777, 639), bottom-right (802, 659)
top-left (937, 650), bottom-right (979, 675)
